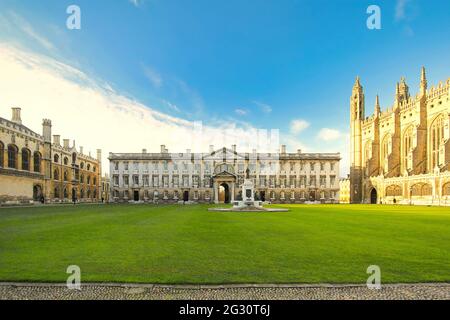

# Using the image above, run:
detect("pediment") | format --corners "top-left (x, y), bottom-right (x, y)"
top-left (204, 147), bottom-right (245, 160)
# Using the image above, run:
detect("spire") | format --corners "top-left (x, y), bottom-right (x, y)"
top-left (420, 66), bottom-right (427, 95)
top-left (375, 95), bottom-right (381, 117)
top-left (354, 76), bottom-right (361, 88)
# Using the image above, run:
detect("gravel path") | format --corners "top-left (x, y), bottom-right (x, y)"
top-left (0, 283), bottom-right (449, 300)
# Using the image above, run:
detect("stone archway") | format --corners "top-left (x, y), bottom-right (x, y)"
top-left (219, 183), bottom-right (230, 204)
top-left (33, 185), bottom-right (43, 202)
top-left (370, 188), bottom-right (377, 204)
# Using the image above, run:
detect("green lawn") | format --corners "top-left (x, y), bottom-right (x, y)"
top-left (0, 204), bottom-right (449, 284)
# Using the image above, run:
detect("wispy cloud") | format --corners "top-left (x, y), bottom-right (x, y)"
top-left (252, 101), bottom-right (272, 113)
top-left (290, 119), bottom-right (310, 135)
top-left (235, 108), bottom-right (248, 116)
top-left (317, 128), bottom-right (343, 141)
top-left (142, 65), bottom-right (163, 88)
top-left (0, 45), bottom-right (289, 171)
top-left (3, 11), bottom-right (55, 51)
top-left (162, 99), bottom-right (181, 113)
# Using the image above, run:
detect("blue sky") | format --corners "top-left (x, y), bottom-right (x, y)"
top-left (0, 0), bottom-right (449, 174)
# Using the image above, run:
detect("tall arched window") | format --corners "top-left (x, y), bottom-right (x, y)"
top-left (64, 170), bottom-right (68, 181)
top-left (63, 157), bottom-right (69, 165)
top-left (54, 168), bottom-right (59, 180)
top-left (54, 154), bottom-right (59, 163)
top-left (364, 141), bottom-right (371, 164)
top-left (33, 152), bottom-right (41, 173)
top-left (21, 148), bottom-right (31, 171)
top-left (430, 115), bottom-right (444, 169)
top-left (380, 135), bottom-right (390, 172)
top-left (0, 141), bottom-right (4, 167)
top-left (8, 144), bottom-right (18, 169)
top-left (402, 126), bottom-right (413, 172)
top-left (54, 187), bottom-right (60, 199)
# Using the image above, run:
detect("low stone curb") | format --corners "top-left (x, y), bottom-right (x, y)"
top-left (1, 282), bottom-right (449, 289)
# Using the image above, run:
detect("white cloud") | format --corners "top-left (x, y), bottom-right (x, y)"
top-left (143, 65), bottom-right (162, 88)
top-left (317, 128), bottom-right (342, 141)
top-left (252, 101), bottom-right (272, 113)
top-left (3, 11), bottom-right (55, 51)
top-left (235, 108), bottom-right (248, 116)
top-left (290, 119), bottom-right (310, 135)
top-left (161, 99), bottom-right (180, 113)
top-left (0, 45), bottom-right (287, 172)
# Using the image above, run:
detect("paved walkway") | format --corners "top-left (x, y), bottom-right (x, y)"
top-left (0, 283), bottom-right (448, 300)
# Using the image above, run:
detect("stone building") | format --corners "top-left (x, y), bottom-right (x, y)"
top-left (109, 145), bottom-right (340, 204)
top-left (349, 67), bottom-right (450, 205)
top-left (339, 177), bottom-right (350, 204)
top-left (101, 174), bottom-right (110, 203)
top-left (0, 108), bottom-right (102, 204)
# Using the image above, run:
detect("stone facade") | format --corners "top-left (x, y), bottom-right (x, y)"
top-left (349, 67), bottom-right (450, 205)
top-left (339, 177), bottom-right (350, 204)
top-left (0, 108), bottom-right (102, 205)
top-left (109, 145), bottom-right (340, 204)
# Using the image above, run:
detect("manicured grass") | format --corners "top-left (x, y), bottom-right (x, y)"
top-left (0, 204), bottom-right (449, 284)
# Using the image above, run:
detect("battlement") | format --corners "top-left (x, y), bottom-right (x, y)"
top-left (427, 78), bottom-right (450, 100)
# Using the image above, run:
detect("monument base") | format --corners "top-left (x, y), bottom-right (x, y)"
top-left (208, 178), bottom-right (289, 212)
top-left (208, 206), bottom-right (289, 213)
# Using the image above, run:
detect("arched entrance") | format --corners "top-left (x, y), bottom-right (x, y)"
top-left (219, 183), bottom-right (230, 204)
top-left (183, 191), bottom-right (189, 202)
top-left (33, 185), bottom-right (42, 202)
top-left (370, 188), bottom-right (377, 204)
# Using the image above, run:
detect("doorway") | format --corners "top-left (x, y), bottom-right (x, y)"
top-left (183, 191), bottom-right (189, 202)
top-left (134, 190), bottom-right (139, 202)
top-left (33, 185), bottom-right (42, 201)
top-left (260, 191), bottom-right (266, 202)
top-left (370, 188), bottom-right (377, 204)
top-left (219, 183), bottom-right (230, 204)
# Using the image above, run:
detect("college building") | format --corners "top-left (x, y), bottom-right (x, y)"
top-left (347, 67), bottom-right (450, 205)
top-left (108, 145), bottom-right (341, 204)
top-left (0, 108), bottom-right (102, 205)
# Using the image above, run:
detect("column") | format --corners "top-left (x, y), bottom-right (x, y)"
top-left (231, 182), bottom-right (235, 202)
top-left (214, 181), bottom-right (219, 204)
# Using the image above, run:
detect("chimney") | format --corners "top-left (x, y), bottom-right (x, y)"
top-left (53, 135), bottom-right (61, 146)
top-left (297, 149), bottom-right (302, 154)
top-left (63, 139), bottom-right (70, 148)
top-left (160, 145), bottom-right (167, 153)
top-left (11, 108), bottom-right (22, 125)
top-left (281, 145), bottom-right (286, 154)
top-left (142, 149), bottom-right (147, 154)
top-left (209, 145), bottom-right (214, 153)
top-left (80, 146), bottom-right (84, 154)
top-left (232, 145), bottom-right (237, 152)
top-left (72, 140), bottom-right (76, 148)
top-left (97, 149), bottom-right (102, 161)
